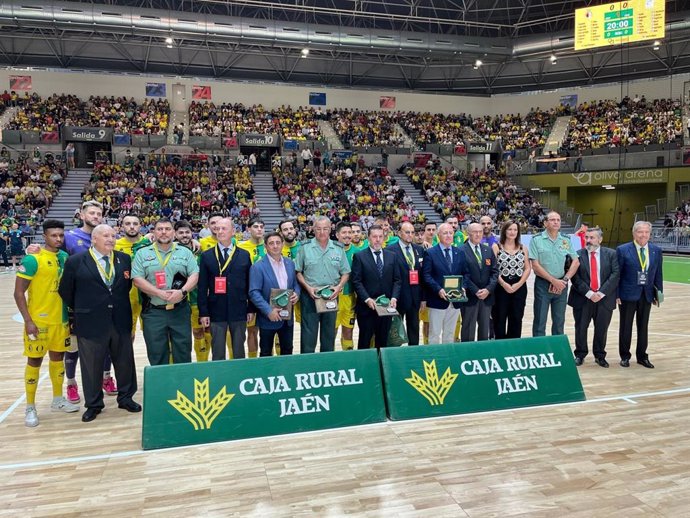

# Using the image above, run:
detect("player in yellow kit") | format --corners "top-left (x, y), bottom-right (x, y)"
top-left (237, 217), bottom-right (266, 358)
top-left (14, 220), bottom-right (79, 427)
top-left (114, 215), bottom-right (148, 341)
top-left (335, 222), bottom-right (358, 350)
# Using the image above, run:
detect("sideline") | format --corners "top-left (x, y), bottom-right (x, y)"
top-left (1, 385), bottom-right (689, 471)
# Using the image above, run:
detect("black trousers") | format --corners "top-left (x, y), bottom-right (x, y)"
top-left (618, 298), bottom-right (652, 361)
top-left (399, 306), bottom-right (420, 345)
top-left (77, 324), bottom-right (137, 410)
top-left (572, 301), bottom-right (614, 359)
top-left (259, 324), bottom-right (294, 356)
top-left (356, 310), bottom-right (393, 349)
top-left (492, 282), bottom-right (527, 339)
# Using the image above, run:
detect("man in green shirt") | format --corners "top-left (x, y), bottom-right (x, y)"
top-left (350, 222), bottom-right (369, 251)
top-left (529, 211), bottom-right (580, 336)
top-left (132, 218), bottom-right (199, 365)
top-left (335, 222), bottom-right (356, 351)
top-left (294, 216), bottom-right (350, 353)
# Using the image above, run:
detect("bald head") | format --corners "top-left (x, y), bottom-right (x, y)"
top-left (92, 224), bottom-right (116, 255)
top-left (437, 223), bottom-right (454, 247)
top-left (216, 217), bottom-right (235, 246)
top-left (467, 223), bottom-right (482, 245)
top-left (399, 221), bottom-right (415, 244)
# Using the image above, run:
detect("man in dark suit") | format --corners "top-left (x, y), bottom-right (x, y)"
top-left (421, 223), bottom-right (468, 344)
top-left (616, 221), bottom-right (663, 369)
top-left (351, 225), bottom-right (402, 349)
top-left (568, 227), bottom-right (620, 367)
top-left (461, 223), bottom-right (499, 342)
top-left (198, 217), bottom-right (253, 360)
top-left (58, 224), bottom-right (140, 423)
top-left (389, 221), bottom-right (425, 345)
top-left (249, 232), bottom-right (300, 356)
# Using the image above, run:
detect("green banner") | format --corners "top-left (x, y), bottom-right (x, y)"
top-left (142, 349), bottom-right (386, 449)
top-left (380, 335), bottom-right (585, 420)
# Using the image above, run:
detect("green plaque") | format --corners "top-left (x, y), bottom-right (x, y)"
top-left (443, 275), bottom-right (467, 302)
top-left (142, 349), bottom-right (386, 449)
top-left (380, 335), bottom-right (585, 420)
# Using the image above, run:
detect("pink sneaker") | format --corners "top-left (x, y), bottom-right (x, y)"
top-left (103, 377), bottom-right (118, 396)
top-left (66, 384), bottom-right (81, 403)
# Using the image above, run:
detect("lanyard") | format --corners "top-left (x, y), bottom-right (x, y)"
top-left (89, 248), bottom-right (114, 284)
top-left (215, 245), bottom-right (236, 275)
top-left (636, 246), bottom-right (648, 271)
top-left (153, 243), bottom-right (176, 270)
top-left (403, 245), bottom-right (415, 269)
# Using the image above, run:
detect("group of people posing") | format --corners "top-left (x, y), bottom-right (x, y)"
top-left (14, 203), bottom-right (662, 427)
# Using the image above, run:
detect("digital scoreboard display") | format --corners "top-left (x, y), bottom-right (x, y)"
top-left (574, 0), bottom-right (665, 51)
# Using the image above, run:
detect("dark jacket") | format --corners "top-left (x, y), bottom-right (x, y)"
top-left (461, 241), bottom-right (499, 306)
top-left (350, 248), bottom-right (402, 314)
top-left (388, 241), bottom-right (425, 312)
top-left (568, 246), bottom-right (620, 311)
top-left (198, 245), bottom-right (252, 323)
top-left (616, 242), bottom-right (663, 303)
top-left (421, 244), bottom-right (467, 310)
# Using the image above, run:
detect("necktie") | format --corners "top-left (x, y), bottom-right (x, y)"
top-left (444, 248), bottom-right (452, 268)
top-left (474, 245), bottom-right (482, 263)
top-left (374, 250), bottom-right (383, 277)
top-left (640, 247), bottom-right (646, 270)
top-left (404, 246), bottom-right (414, 268)
top-left (102, 256), bottom-right (112, 286)
top-left (590, 251), bottom-right (598, 291)
top-left (222, 247), bottom-right (229, 263)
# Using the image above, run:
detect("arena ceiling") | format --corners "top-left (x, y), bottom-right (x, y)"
top-left (0, 0), bottom-right (689, 95)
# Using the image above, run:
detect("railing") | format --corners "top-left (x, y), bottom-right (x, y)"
top-left (653, 228), bottom-right (690, 253)
top-left (634, 212), bottom-right (646, 222)
top-left (645, 204), bottom-right (658, 221)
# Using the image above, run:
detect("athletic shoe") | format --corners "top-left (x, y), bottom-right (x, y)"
top-left (51, 397), bottom-right (80, 413)
top-left (103, 377), bottom-right (118, 396)
top-left (66, 384), bottom-right (81, 403)
top-left (25, 407), bottom-right (39, 427)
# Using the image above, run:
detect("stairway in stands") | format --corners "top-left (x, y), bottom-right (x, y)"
top-left (0, 107), bottom-right (19, 133)
top-left (252, 170), bottom-right (284, 232)
top-left (542, 116), bottom-right (571, 156)
top-left (393, 123), bottom-right (416, 148)
top-left (391, 169), bottom-right (443, 224)
top-left (317, 120), bottom-right (343, 149)
top-left (168, 110), bottom-right (189, 145)
top-left (45, 168), bottom-right (93, 229)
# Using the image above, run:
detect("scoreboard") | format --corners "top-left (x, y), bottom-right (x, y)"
top-left (574, 0), bottom-right (665, 51)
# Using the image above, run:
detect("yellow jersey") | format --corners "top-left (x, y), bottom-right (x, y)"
top-left (237, 239), bottom-right (266, 264)
top-left (199, 235), bottom-right (218, 252)
top-left (281, 241), bottom-right (301, 260)
top-left (115, 236), bottom-right (146, 256)
top-left (17, 248), bottom-right (68, 325)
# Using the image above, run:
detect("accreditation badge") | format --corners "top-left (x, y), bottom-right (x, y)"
top-left (214, 276), bottom-right (227, 294)
top-left (409, 270), bottom-right (419, 285)
top-left (154, 270), bottom-right (167, 288)
top-left (637, 271), bottom-right (648, 285)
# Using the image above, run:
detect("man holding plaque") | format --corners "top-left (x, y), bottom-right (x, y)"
top-left (616, 221), bottom-right (663, 369)
top-left (294, 216), bottom-right (350, 353)
top-left (460, 223), bottom-right (499, 342)
top-left (198, 218), bottom-right (253, 360)
top-left (249, 232), bottom-right (300, 356)
top-left (422, 223), bottom-right (468, 344)
top-left (351, 225), bottom-right (402, 349)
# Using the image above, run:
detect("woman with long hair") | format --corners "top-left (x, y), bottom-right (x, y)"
top-left (492, 220), bottom-right (531, 339)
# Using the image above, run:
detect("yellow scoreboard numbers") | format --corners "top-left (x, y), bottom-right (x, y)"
top-left (574, 0), bottom-right (665, 51)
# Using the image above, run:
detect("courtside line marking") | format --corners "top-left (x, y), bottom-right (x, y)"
top-left (0, 372), bottom-right (49, 425)
top-left (1, 385), bottom-right (689, 471)
top-left (649, 332), bottom-right (690, 338)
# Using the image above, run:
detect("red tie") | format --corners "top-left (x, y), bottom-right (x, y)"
top-left (590, 251), bottom-right (599, 291)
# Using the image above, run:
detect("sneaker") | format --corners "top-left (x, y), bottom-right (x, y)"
top-left (103, 377), bottom-right (118, 396)
top-left (51, 397), bottom-right (80, 413)
top-left (66, 384), bottom-right (81, 403)
top-left (25, 407), bottom-right (39, 427)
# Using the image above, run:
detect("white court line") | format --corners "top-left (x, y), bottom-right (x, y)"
top-left (0, 372), bottom-right (49, 425)
top-left (1, 385), bottom-right (689, 471)
top-left (649, 332), bottom-right (690, 338)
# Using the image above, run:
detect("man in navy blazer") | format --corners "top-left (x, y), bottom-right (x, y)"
top-left (421, 223), bottom-right (468, 344)
top-left (616, 221), bottom-right (663, 368)
top-left (568, 227), bottom-right (620, 367)
top-left (389, 221), bottom-right (425, 345)
top-left (198, 218), bottom-right (253, 360)
top-left (249, 232), bottom-right (300, 356)
top-left (460, 223), bottom-right (499, 342)
top-left (351, 225), bottom-right (401, 349)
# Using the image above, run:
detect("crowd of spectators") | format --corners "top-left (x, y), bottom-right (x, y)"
top-left (471, 107), bottom-right (564, 150)
top-left (0, 147), bottom-right (65, 236)
top-left (562, 96), bottom-right (683, 150)
top-left (83, 152), bottom-right (259, 233)
top-left (397, 112), bottom-right (475, 146)
top-left (664, 199), bottom-right (690, 235)
top-left (329, 109), bottom-right (406, 148)
top-left (5, 93), bottom-right (169, 134)
top-left (406, 162), bottom-right (545, 233)
top-left (188, 102), bottom-right (322, 140)
top-left (273, 160), bottom-right (426, 235)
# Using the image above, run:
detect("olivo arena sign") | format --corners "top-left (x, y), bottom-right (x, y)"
top-left (570, 169), bottom-right (667, 186)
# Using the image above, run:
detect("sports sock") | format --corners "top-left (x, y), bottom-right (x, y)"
top-left (25, 364), bottom-right (40, 405)
top-left (341, 338), bottom-right (354, 351)
top-left (194, 336), bottom-right (209, 362)
top-left (64, 350), bottom-right (78, 380)
top-left (49, 360), bottom-right (64, 398)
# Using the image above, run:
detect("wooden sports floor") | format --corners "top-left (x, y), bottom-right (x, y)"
top-left (1, 262), bottom-right (690, 517)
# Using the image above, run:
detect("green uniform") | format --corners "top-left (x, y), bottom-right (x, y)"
top-left (528, 231), bottom-right (577, 279)
top-left (131, 242), bottom-right (199, 365)
top-left (282, 240), bottom-right (302, 260)
top-left (384, 235), bottom-right (399, 248)
top-left (433, 230), bottom-right (466, 247)
top-left (294, 238), bottom-right (351, 287)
